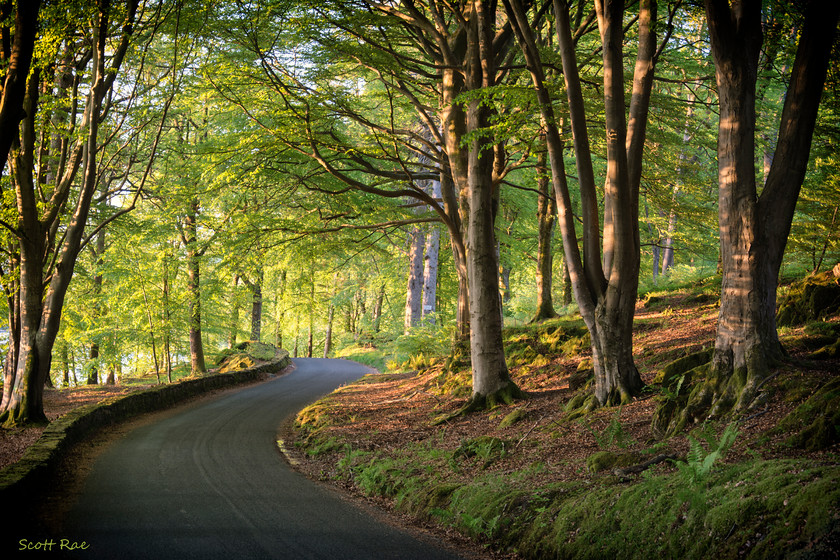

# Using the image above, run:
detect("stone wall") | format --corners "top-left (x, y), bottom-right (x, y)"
top-left (0, 351), bottom-right (291, 502)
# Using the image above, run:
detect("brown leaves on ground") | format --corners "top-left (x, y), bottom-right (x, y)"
top-left (291, 300), bottom-right (838, 489)
top-left (0, 383), bottom-right (153, 470)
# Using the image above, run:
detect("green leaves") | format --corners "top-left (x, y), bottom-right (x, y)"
top-left (678, 422), bottom-right (739, 487)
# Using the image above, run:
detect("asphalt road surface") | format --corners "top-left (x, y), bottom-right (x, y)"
top-left (55, 358), bottom-right (467, 560)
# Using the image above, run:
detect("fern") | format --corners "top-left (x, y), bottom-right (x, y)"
top-left (676, 422), bottom-right (739, 509)
top-left (680, 422), bottom-right (738, 483)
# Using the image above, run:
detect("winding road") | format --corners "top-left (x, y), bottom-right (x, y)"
top-left (58, 358), bottom-right (467, 559)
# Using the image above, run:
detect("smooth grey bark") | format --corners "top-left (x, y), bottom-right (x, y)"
top-left (422, 177), bottom-right (442, 324)
top-left (700, 0), bottom-right (840, 415)
top-left (324, 304), bottom-right (334, 358)
top-left (661, 81), bottom-right (698, 276)
top-left (372, 282), bottom-right (385, 333)
top-left (422, 225), bottom-right (440, 323)
top-left (505, 0), bottom-right (658, 405)
top-left (404, 226), bottom-right (425, 332)
top-left (461, 0), bottom-right (517, 405)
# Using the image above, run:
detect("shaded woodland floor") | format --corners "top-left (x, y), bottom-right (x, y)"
top-left (289, 296), bottom-right (836, 494)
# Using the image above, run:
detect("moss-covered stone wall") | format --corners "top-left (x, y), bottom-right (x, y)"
top-left (0, 351), bottom-right (291, 503)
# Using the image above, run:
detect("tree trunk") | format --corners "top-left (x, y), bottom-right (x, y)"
top-left (660, 202), bottom-right (676, 275)
top-left (87, 228), bottom-right (107, 385)
top-left (185, 198), bottom-right (206, 375)
top-left (140, 278), bottom-right (160, 384)
top-left (307, 279), bottom-right (315, 358)
top-left (275, 270), bottom-right (286, 348)
top-left (0, 0), bottom-right (140, 425)
top-left (324, 272), bottom-right (338, 357)
top-left (293, 311), bottom-right (299, 358)
top-left (661, 83), bottom-right (697, 276)
top-left (594, 0), bottom-right (647, 405)
top-left (60, 340), bottom-right (70, 388)
top-left (460, 0), bottom-right (520, 408)
top-left (324, 304), bottom-right (334, 358)
top-left (250, 266), bottom-right (263, 342)
top-left (372, 283), bottom-right (385, 333)
top-left (87, 344), bottom-right (100, 385)
top-left (229, 275), bottom-right (240, 348)
top-left (404, 226), bottom-right (424, 332)
top-left (563, 260), bottom-right (572, 306)
top-left (499, 260), bottom-right (512, 304)
top-left (0, 1), bottom-right (40, 176)
top-left (439, 42), bottom-right (471, 344)
top-left (354, 288), bottom-right (366, 342)
top-left (505, 0), bottom-right (654, 406)
top-left (162, 246), bottom-right (173, 383)
top-left (532, 139), bottom-right (558, 322)
top-left (697, 0), bottom-right (839, 417)
top-left (422, 224), bottom-right (440, 324)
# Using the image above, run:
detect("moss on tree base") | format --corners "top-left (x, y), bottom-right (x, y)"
top-left (432, 381), bottom-right (525, 425)
top-left (563, 391), bottom-right (598, 422)
top-left (652, 347), bottom-right (777, 438)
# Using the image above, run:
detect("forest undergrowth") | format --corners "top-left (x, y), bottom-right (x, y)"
top-left (290, 279), bottom-right (840, 559)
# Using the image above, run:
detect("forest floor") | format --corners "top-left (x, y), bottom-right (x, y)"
top-left (285, 291), bottom-right (840, 558)
top-left (289, 294), bottom-right (836, 487)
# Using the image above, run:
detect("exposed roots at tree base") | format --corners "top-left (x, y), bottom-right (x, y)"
top-left (432, 381), bottom-right (525, 425)
top-left (563, 391), bottom-right (599, 421)
top-left (598, 385), bottom-right (642, 407)
top-left (652, 353), bottom-right (778, 438)
top-left (529, 308), bottom-right (559, 324)
top-left (0, 409), bottom-right (50, 429)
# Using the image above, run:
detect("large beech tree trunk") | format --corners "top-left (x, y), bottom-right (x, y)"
top-left (697, 0), bottom-right (840, 417)
top-left (456, 0), bottom-right (520, 407)
top-left (505, 0), bottom-right (657, 406)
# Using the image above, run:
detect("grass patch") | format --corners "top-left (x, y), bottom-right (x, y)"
top-left (334, 345), bottom-right (388, 372)
top-left (298, 430), bottom-right (839, 559)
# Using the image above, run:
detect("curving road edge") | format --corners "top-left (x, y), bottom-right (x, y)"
top-left (19, 358), bottom-right (467, 560)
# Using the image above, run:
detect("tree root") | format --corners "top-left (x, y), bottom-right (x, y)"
top-left (652, 353), bottom-right (780, 438)
top-left (431, 381), bottom-right (525, 425)
top-left (613, 453), bottom-right (676, 479)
